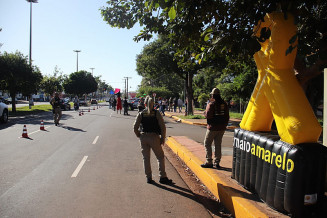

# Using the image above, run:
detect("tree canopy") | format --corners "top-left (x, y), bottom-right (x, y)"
top-left (0, 51), bottom-right (43, 112)
top-left (101, 0), bottom-right (326, 83)
top-left (63, 71), bottom-right (98, 96)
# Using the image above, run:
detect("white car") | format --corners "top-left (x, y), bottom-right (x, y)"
top-left (0, 98), bottom-right (8, 123)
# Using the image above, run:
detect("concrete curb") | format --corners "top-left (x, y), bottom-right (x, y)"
top-left (165, 113), bottom-right (238, 130)
top-left (166, 136), bottom-right (283, 218)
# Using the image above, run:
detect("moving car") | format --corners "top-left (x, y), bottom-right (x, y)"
top-left (0, 98), bottom-right (9, 123)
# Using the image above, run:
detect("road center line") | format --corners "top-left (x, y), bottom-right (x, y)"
top-left (92, 136), bottom-right (99, 144)
top-left (71, 156), bottom-right (88, 178)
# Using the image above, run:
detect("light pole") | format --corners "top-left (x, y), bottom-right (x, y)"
top-left (90, 67), bottom-right (95, 75)
top-left (26, 0), bottom-right (38, 66)
top-left (73, 50), bottom-right (81, 72)
top-left (124, 77), bottom-right (132, 99)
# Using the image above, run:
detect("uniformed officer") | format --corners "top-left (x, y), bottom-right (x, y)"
top-left (133, 97), bottom-right (173, 184)
top-left (50, 92), bottom-right (62, 126)
top-left (201, 88), bottom-right (229, 169)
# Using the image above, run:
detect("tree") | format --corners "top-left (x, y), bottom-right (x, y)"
top-left (136, 35), bottom-right (184, 97)
top-left (63, 71), bottom-right (98, 96)
top-left (0, 51), bottom-right (43, 112)
top-left (40, 66), bottom-right (65, 97)
top-left (101, 0), bottom-right (327, 108)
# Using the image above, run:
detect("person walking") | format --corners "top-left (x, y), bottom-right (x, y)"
top-left (50, 92), bottom-right (62, 126)
top-left (123, 97), bottom-right (129, 115)
top-left (133, 97), bottom-right (173, 184)
top-left (201, 88), bottom-right (229, 169)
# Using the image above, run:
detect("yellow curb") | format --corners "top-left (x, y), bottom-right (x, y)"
top-left (166, 136), bottom-right (271, 218)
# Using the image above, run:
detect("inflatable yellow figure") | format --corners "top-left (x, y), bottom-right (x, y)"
top-left (240, 12), bottom-right (322, 145)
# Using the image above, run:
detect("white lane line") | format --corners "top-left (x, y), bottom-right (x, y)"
top-left (18, 126), bottom-right (51, 138)
top-left (71, 156), bottom-right (88, 178)
top-left (92, 136), bottom-right (99, 144)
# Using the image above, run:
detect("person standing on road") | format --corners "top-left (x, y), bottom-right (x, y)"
top-left (116, 92), bottom-right (122, 114)
top-left (123, 97), bottom-right (129, 115)
top-left (112, 98), bottom-right (116, 111)
top-left (201, 88), bottom-right (229, 169)
top-left (50, 92), bottom-right (62, 126)
top-left (133, 97), bottom-right (173, 184)
top-left (177, 98), bottom-right (183, 113)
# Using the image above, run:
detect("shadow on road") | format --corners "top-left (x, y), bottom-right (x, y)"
top-left (151, 182), bottom-right (229, 217)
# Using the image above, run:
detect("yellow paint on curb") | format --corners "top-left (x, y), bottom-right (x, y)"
top-left (166, 136), bottom-right (270, 218)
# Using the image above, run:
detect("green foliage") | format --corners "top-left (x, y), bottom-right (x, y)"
top-left (136, 35), bottom-right (185, 96)
top-left (63, 71), bottom-right (98, 96)
top-left (41, 66), bottom-right (65, 96)
top-left (137, 86), bottom-right (172, 98)
top-left (0, 51), bottom-right (43, 112)
top-left (197, 93), bottom-right (209, 109)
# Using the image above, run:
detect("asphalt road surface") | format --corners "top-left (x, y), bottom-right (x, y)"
top-left (0, 105), bottom-right (221, 218)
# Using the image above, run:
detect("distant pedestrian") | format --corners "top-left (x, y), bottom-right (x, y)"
top-left (133, 97), bottom-right (173, 185)
top-left (50, 92), bottom-right (62, 126)
top-left (116, 92), bottom-right (122, 114)
top-left (177, 98), bottom-right (183, 113)
top-left (123, 97), bottom-right (129, 115)
top-left (201, 88), bottom-right (229, 169)
top-left (112, 98), bottom-right (117, 111)
top-left (173, 98), bottom-right (178, 112)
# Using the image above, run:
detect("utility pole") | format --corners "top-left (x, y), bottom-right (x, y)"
top-left (124, 77), bottom-right (132, 99)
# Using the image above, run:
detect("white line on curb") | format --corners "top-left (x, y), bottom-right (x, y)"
top-left (92, 136), bottom-right (99, 144)
top-left (71, 156), bottom-right (88, 178)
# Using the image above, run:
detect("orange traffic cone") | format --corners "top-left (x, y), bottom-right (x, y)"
top-left (22, 125), bottom-right (28, 138)
top-left (40, 120), bottom-right (45, 130)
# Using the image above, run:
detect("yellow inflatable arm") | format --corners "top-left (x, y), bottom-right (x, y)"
top-left (240, 12), bottom-right (322, 145)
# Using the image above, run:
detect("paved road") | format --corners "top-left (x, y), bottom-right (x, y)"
top-left (0, 105), bottom-right (214, 217)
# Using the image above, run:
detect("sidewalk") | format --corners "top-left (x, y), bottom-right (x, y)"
top-left (164, 110), bottom-right (288, 217)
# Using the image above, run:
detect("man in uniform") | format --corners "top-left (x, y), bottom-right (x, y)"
top-left (133, 97), bottom-right (173, 184)
top-left (50, 92), bottom-right (62, 126)
top-left (201, 88), bottom-right (229, 169)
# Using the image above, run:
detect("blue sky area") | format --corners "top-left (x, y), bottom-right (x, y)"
top-left (0, 0), bottom-right (151, 92)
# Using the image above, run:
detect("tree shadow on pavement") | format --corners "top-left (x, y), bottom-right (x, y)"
top-left (151, 182), bottom-right (231, 217)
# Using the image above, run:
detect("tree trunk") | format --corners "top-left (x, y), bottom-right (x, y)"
top-left (186, 72), bottom-right (194, 115)
top-left (10, 92), bottom-right (16, 113)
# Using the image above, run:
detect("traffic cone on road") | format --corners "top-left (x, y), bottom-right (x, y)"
top-left (22, 125), bottom-right (29, 138)
top-left (40, 120), bottom-right (45, 130)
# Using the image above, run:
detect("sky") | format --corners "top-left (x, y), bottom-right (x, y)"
top-left (0, 0), bottom-right (152, 92)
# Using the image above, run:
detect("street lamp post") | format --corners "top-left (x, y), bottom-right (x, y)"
top-left (26, 0), bottom-right (38, 66)
top-left (73, 50), bottom-right (81, 72)
top-left (90, 67), bottom-right (95, 75)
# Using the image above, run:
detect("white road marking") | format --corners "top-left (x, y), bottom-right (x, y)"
top-left (71, 156), bottom-right (88, 178)
top-left (18, 126), bottom-right (51, 138)
top-left (92, 136), bottom-right (99, 144)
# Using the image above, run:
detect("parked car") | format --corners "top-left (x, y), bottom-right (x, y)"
top-left (128, 98), bottom-right (139, 111)
top-left (60, 99), bottom-right (71, 111)
top-left (90, 99), bottom-right (98, 105)
top-left (79, 99), bottom-right (87, 106)
top-left (0, 98), bottom-right (9, 123)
